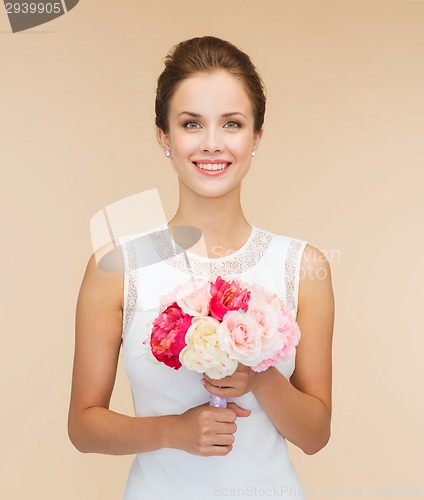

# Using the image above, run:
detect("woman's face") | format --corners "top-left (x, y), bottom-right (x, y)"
top-left (158, 70), bottom-right (263, 198)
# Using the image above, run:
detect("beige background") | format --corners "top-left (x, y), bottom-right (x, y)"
top-left (1, 1), bottom-right (423, 498)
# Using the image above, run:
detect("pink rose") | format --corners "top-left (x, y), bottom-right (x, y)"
top-left (176, 278), bottom-right (211, 316)
top-left (248, 298), bottom-right (278, 336)
top-left (159, 282), bottom-right (187, 310)
top-left (159, 279), bottom-right (210, 317)
top-left (249, 283), bottom-right (276, 304)
top-left (251, 303), bottom-right (301, 372)
top-left (277, 304), bottom-right (301, 357)
top-left (159, 290), bottom-right (178, 310)
top-left (150, 302), bottom-right (193, 369)
top-left (209, 276), bottom-right (251, 321)
top-left (217, 310), bottom-right (263, 365)
top-left (250, 284), bottom-right (284, 315)
top-left (251, 352), bottom-right (284, 372)
top-left (248, 298), bottom-right (284, 371)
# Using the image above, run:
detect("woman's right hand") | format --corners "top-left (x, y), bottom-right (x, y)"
top-left (168, 402), bottom-right (251, 456)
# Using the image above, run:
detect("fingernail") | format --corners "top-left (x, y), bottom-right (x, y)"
top-left (201, 378), bottom-right (205, 386)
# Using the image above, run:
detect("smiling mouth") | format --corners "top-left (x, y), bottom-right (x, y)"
top-left (193, 162), bottom-right (231, 171)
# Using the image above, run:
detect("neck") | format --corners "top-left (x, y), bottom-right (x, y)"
top-left (167, 181), bottom-right (252, 257)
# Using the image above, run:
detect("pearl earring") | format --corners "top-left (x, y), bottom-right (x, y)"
top-left (164, 150), bottom-right (171, 157)
top-left (251, 150), bottom-right (256, 157)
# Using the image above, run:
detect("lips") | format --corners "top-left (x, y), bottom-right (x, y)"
top-left (193, 161), bottom-right (232, 167)
top-left (192, 161), bottom-right (231, 176)
top-left (193, 162), bottom-right (231, 173)
top-left (193, 161), bottom-right (232, 172)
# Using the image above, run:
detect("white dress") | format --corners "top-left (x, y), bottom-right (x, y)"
top-left (118, 222), bottom-right (308, 500)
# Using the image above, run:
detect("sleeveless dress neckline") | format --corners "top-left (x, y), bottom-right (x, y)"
top-left (163, 221), bottom-right (257, 262)
top-left (149, 223), bottom-right (272, 278)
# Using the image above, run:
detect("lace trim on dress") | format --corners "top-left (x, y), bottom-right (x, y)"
top-left (122, 238), bottom-right (138, 336)
top-left (149, 226), bottom-right (273, 279)
top-left (285, 238), bottom-right (303, 316)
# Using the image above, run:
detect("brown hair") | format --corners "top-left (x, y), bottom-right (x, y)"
top-left (155, 36), bottom-right (266, 134)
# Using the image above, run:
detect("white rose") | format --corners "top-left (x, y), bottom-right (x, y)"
top-left (179, 316), bottom-right (238, 379)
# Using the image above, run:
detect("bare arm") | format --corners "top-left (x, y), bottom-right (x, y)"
top-left (67, 246), bottom-right (175, 454)
top-left (202, 244), bottom-right (335, 455)
top-left (67, 245), bottom-right (249, 456)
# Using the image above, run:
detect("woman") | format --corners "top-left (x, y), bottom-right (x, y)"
top-left (68, 36), bottom-right (334, 499)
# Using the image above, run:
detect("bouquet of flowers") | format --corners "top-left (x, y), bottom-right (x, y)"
top-left (148, 276), bottom-right (301, 408)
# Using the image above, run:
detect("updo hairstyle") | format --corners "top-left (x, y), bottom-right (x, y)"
top-left (155, 36), bottom-right (266, 135)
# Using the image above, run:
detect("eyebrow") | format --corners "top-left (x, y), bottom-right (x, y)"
top-left (177, 111), bottom-right (247, 119)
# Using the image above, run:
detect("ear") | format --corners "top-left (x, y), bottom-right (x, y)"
top-left (253, 128), bottom-right (264, 150)
top-left (157, 128), bottom-right (171, 150)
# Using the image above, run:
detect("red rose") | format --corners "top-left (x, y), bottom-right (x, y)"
top-left (209, 276), bottom-right (251, 321)
top-left (150, 302), bottom-right (192, 369)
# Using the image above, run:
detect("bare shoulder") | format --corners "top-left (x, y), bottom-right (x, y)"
top-left (296, 241), bottom-right (334, 341)
top-left (78, 240), bottom-right (125, 312)
top-left (300, 243), bottom-right (332, 282)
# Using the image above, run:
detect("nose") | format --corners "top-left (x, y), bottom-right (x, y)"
top-left (199, 127), bottom-right (224, 153)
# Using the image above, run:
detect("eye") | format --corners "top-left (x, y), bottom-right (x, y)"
top-left (224, 121), bottom-right (242, 129)
top-left (183, 121), bottom-right (201, 129)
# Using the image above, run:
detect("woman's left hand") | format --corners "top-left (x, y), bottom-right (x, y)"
top-left (202, 364), bottom-right (260, 398)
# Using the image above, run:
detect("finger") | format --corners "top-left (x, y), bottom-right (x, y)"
top-left (227, 402), bottom-right (251, 417)
top-left (216, 422), bottom-right (237, 435)
top-left (205, 444), bottom-right (233, 457)
top-left (213, 431), bottom-right (235, 446)
top-left (213, 407), bottom-right (237, 423)
top-left (202, 379), bottom-right (232, 397)
top-left (202, 376), bottom-right (231, 388)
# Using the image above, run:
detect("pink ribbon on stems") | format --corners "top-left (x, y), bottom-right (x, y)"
top-left (209, 382), bottom-right (227, 408)
top-left (209, 394), bottom-right (227, 408)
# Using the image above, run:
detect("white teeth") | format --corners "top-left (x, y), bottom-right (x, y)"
top-left (196, 163), bottom-right (228, 171)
